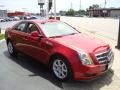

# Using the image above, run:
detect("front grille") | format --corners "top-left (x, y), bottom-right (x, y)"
top-left (95, 49), bottom-right (113, 64)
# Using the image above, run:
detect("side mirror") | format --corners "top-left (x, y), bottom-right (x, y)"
top-left (31, 31), bottom-right (43, 38)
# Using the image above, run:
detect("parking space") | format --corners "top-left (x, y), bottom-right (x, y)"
top-left (0, 40), bottom-right (120, 90)
top-left (0, 17), bottom-right (120, 90)
top-left (0, 41), bottom-right (63, 90)
top-left (61, 16), bottom-right (119, 41)
top-left (0, 21), bottom-right (19, 30)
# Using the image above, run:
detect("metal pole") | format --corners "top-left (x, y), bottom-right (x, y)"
top-left (54, 0), bottom-right (56, 19)
top-left (40, 5), bottom-right (41, 17)
top-left (104, 0), bottom-right (106, 8)
top-left (80, 0), bottom-right (81, 10)
top-left (46, 1), bottom-right (49, 19)
top-left (70, 1), bottom-right (73, 9)
top-left (0, 28), bottom-right (1, 34)
top-left (115, 18), bottom-right (120, 49)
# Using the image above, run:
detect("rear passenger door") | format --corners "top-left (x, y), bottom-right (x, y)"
top-left (22, 23), bottom-right (44, 62)
top-left (12, 22), bottom-right (28, 53)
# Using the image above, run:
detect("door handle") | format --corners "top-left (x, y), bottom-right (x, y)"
top-left (23, 37), bottom-right (29, 41)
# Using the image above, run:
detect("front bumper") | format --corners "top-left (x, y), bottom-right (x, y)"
top-left (73, 61), bottom-right (113, 80)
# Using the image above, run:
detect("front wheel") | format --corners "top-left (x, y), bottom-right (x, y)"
top-left (51, 56), bottom-right (72, 81)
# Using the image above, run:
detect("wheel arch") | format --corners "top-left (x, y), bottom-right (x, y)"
top-left (49, 53), bottom-right (68, 65)
top-left (6, 38), bottom-right (11, 44)
top-left (49, 52), bottom-right (74, 81)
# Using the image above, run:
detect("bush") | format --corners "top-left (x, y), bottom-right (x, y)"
top-left (0, 34), bottom-right (5, 40)
top-left (66, 9), bottom-right (75, 16)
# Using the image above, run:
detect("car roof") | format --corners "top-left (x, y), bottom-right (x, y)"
top-left (22, 19), bottom-right (60, 24)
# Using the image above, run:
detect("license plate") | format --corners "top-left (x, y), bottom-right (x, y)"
top-left (108, 60), bottom-right (113, 69)
top-left (108, 56), bottom-right (114, 69)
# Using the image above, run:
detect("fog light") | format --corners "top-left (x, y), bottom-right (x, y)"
top-left (84, 73), bottom-right (96, 77)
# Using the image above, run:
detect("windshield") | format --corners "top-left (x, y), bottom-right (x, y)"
top-left (41, 21), bottom-right (79, 37)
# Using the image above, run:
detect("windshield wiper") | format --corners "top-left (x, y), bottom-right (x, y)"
top-left (49, 35), bottom-right (63, 38)
top-left (49, 33), bottom-right (79, 38)
top-left (68, 33), bottom-right (78, 35)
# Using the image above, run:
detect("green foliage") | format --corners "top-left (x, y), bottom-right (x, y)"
top-left (77, 10), bottom-right (86, 15)
top-left (66, 9), bottom-right (75, 16)
top-left (0, 34), bottom-right (5, 40)
top-left (89, 4), bottom-right (101, 9)
top-left (59, 4), bottom-right (101, 16)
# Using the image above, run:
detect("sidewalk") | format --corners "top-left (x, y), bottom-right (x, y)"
top-left (0, 30), bottom-right (5, 34)
top-left (61, 16), bottom-right (119, 41)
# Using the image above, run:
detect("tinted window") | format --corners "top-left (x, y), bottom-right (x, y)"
top-left (27, 23), bottom-right (39, 34)
top-left (16, 23), bottom-right (26, 32)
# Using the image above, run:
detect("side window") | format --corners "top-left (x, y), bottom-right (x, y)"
top-left (27, 23), bottom-right (39, 34)
top-left (15, 23), bottom-right (27, 32)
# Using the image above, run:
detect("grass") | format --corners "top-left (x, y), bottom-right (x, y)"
top-left (0, 34), bottom-right (5, 40)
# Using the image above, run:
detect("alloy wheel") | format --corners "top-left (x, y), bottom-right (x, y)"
top-left (53, 59), bottom-right (68, 79)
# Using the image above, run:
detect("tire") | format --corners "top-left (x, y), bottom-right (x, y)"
top-left (50, 56), bottom-right (72, 82)
top-left (7, 41), bottom-right (17, 56)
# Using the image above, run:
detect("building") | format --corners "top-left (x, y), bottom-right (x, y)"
top-left (0, 10), bottom-right (7, 18)
top-left (7, 11), bottom-right (26, 17)
top-left (88, 8), bottom-right (120, 17)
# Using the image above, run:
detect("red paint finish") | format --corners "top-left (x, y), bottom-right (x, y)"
top-left (5, 20), bottom-right (114, 80)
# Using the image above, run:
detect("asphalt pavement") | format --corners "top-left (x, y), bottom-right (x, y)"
top-left (1, 17), bottom-right (120, 90)
top-left (0, 40), bottom-right (120, 90)
top-left (0, 41), bottom-right (62, 90)
top-left (0, 21), bottom-right (19, 30)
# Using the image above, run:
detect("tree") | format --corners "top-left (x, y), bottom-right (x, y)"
top-left (77, 10), bottom-right (86, 15)
top-left (66, 9), bottom-right (75, 16)
top-left (59, 11), bottom-right (66, 16)
top-left (89, 4), bottom-right (101, 9)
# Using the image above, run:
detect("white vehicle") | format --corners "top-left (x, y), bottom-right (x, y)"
top-left (0, 18), bottom-right (5, 22)
top-left (14, 17), bottom-right (20, 20)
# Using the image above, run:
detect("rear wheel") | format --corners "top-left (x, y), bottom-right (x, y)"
top-left (7, 41), bottom-right (17, 56)
top-left (51, 56), bottom-right (72, 81)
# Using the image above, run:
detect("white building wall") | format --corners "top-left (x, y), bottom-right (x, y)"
top-left (0, 10), bottom-right (7, 18)
top-left (110, 10), bottom-right (120, 17)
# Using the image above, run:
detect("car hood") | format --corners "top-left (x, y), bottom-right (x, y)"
top-left (50, 33), bottom-right (108, 53)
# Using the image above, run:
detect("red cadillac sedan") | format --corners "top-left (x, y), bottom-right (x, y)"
top-left (5, 19), bottom-right (114, 81)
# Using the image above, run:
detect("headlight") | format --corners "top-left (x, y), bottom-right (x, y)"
top-left (77, 51), bottom-right (93, 65)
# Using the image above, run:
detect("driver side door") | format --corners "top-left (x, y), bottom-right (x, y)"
top-left (23, 23), bottom-right (50, 64)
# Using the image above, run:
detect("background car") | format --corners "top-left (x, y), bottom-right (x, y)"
top-left (23, 16), bottom-right (38, 20)
top-left (0, 18), bottom-right (5, 22)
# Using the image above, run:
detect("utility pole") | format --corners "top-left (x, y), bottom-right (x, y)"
top-left (54, 0), bottom-right (56, 19)
top-left (46, 1), bottom-right (49, 19)
top-left (38, 0), bottom-right (45, 17)
top-left (70, 1), bottom-right (73, 9)
top-left (104, 0), bottom-right (107, 8)
top-left (80, 0), bottom-right (81, 10)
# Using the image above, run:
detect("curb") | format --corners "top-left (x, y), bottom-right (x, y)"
top-left (0, 39), bottom-right (5, 44)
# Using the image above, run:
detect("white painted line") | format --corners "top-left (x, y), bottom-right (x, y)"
top-left (0, 39), bottom-right (5, 44)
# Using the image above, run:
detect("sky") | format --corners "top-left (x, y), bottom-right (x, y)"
top-left (0, 0), bottom-right (120, 13)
